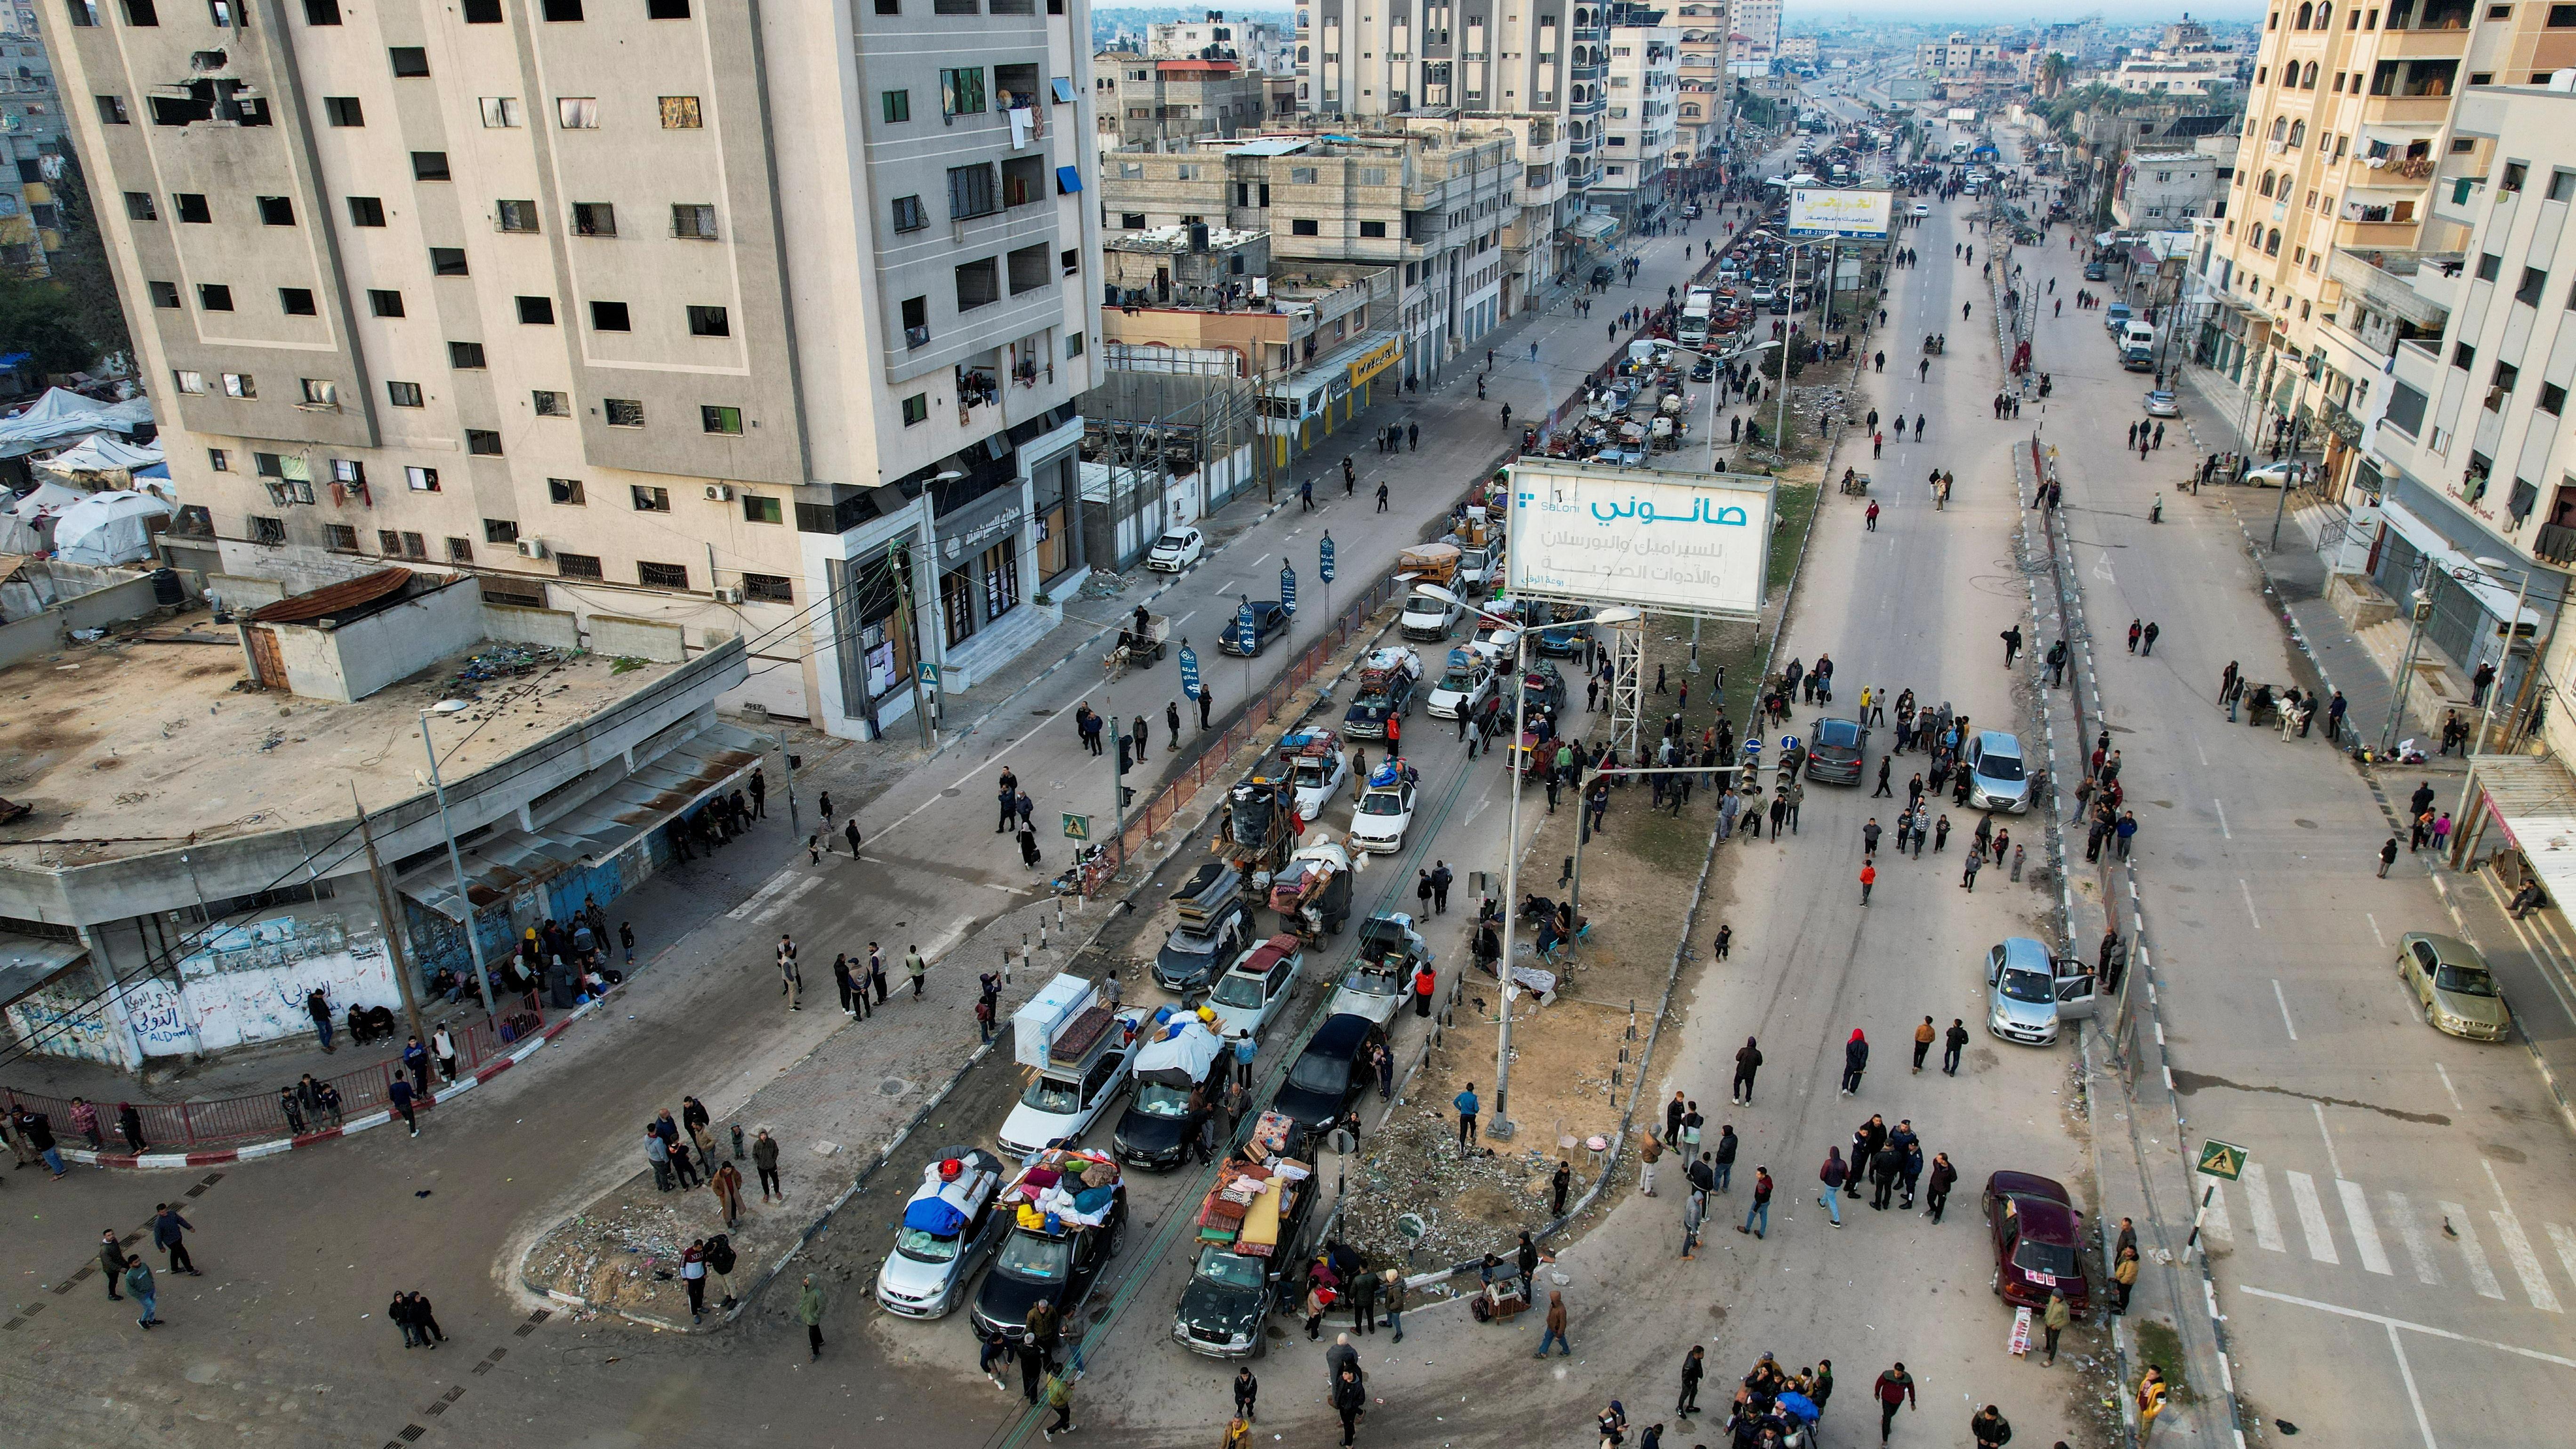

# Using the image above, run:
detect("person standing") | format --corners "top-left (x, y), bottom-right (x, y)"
top-left (1330, 1366), bottom-right (1365, 1447)
top-left (389, 1076), bottom-right (420, 1138)
top-left (409, 1291), bottom-right (445, 1347)
top-left (1873, 1364), bottom-right (1916, 1444)
top-left (1731, 1037), bottom-right (1762, 1106)
top-left (116, 1101), bottom-right (146, 1154)
top-left (796, 1274), bottom-right (825, 1359)
top-left (1912, 1016), bottom-right (1935, 1073)
top-left (1738, 1166), bottom-right (1773, 1238)
top-left (152, 1203), bottom-right (200, 1276)
top-left (1840, 1029), bottom-right (1868, 1095)
top-left (1942, 1018), bottom-right (1969, 1075)
top-left (711, 1160), bottom-right (745, 1228)
top-left (1970, 1405), bottom-right (2013, 1448)
top-left (125, 1254), bottom-right (160, 1329)
top-left (1454, 1083), bottom-right (1480, 1151)
top-left (2136, 1367), bottom-right (2169, 1441)
top-left (752, 1127), bottom-right (782, 1201)
top-left (431, 1025), bottom-right (459, 1084)
top-left (1639, 1130), bottom-right (1663, 1197)
top-left (306, 987), bottom-right (335, 1053)
top-left (402, 1036), bottom-right (431, 1097)
top-left (833, 954), bottom-right (857, 1016)
top-left (1924, 1152), bottom-right (1958, 1223)
top-left (1680, 1186), bottom-right (1704, 1259)
top-left (1816, 1149), bottom-right (1846, 1226)
top-left (1677, 1344), bottom-right (1706, 1417)
top-left (1233, 1365), bottom-right (1261, 1423)
top-left (905, 944), bottom-right (929, 999)
top-left (97, 1229), bottom-right (129, 1301)
top-left (1380, 1268), bottom-right (1407, 1343)
top-left (2113, 1245), bottom-right (2141, 1313)
top-left (1533, 1289), bottom-right (1571, 1357)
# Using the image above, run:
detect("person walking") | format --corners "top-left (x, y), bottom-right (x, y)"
top-left (1912, 1016), bottom-right (1935, 1073)
top-left (125, 1254), bottom-right (160, 1329)
top-left (1942, 1018), bottom-right (1968, 1075)
top-left (1533, 1289), bottom-right (1571, 1357)
top-left (1732, 1037), bottom-right (1762, 1105)
top-left (1970, 1404), bottom-right (2013, 1448)
top-left (2136, 1367), bottom-right (2170, 1441)
top-left (389, 1076), bottom-right (419, 1138)
top-left (1515, 1231), bottom-right (1542, 1303)
top-left (1816, 1148), bottom-right (1847, 1226)
top-left (1859, 859), bottom-right (1876, 905)
top-left (2112, 1245), bottom-right (2140, 1313)
top-left (2126, 619), bottom-right (2141, 654)
top-left (1639, 1129), bottom-right (1663, 1197)
top-left (1840, 1029), bottom-right (1868, 1095)
top-left (1924, 1152), bottom-right (1958, 1223)
top-left (1381, 1268), bottom-right (1407, 1343)
top-left (752, 1127), bottom-right (782, 1201)
top-left (152, 1202), bottom-right (200, 1276)
top-left (97, 1229), bottom-right (129, 1301)
top-left (1330, 1366), bottom-right (1366, 1447)
top-left (1042, 1367), bottom-right (1078, 1440)
top-left (2038, 1288), bottom-right (2070, 1363)
top-left (1873, 1364), bottom-right (1916, 1444)
top-left (1961, 847), bottom-right (1982, 891)
top-left (795, 1275), bottom-right (826, 1360)
top-left (1738, 1166), bottom-right (1773, 1238)
top-left (905, 944), bottom-right (929, 998)
top-left (682, 1240), bottom-right (710, 1322)
top-left (1454, 1083), bottom-right (1480, 1151)
top-left (2141, 621), bottom-right (2160, 656)
top-left (1680, 1186), bottom-right (1704, 1259)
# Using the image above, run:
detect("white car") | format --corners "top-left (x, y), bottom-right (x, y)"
top-left (1425, 648), bottom-right (1497, 719)
top-left (875, 1147), bottom-right (1010, 1318)
top-left (1349, 767), bottom-right (1419, 853)
top-left (1144, 528), bottom-right (1205, 572)
top-left (1205, 936), bottom-right (1304, 1040)
top-left (1399, 589), bottom-right (1461, 642)
top-left (995, 1007), bottom-right (1150, 1158)
top-left (1289, 749), bottom-right (1348, 821)
top-left (2141, 391), bottom-right (2180, 419)
top-left (2241, 461), bottom-right (2296, 488)
top-left (1328, 913), bottom-right (1432, 1025)
top-left (1911, 202), bottom-right (1931, 217)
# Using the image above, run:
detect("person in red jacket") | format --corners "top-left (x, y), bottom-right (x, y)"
top-left (1874, 1362), bottom-right (1917, 1443)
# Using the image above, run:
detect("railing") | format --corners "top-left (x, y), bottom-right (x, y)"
top-left (5, 993), bottom-right (547, 1153)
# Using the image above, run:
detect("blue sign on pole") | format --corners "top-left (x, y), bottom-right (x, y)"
top-left (1178, 640), bottom-right (1202, 700)
top-left (1319, 531), bottom-right (1336, 582)
top-left (1235, 600), bottom-right (1257, 655)
top-left (1280, 561), bottom-right (1297, 616)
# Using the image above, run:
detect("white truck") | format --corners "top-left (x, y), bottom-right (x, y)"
top-left (1678, 287), bottom-right (1716, 346)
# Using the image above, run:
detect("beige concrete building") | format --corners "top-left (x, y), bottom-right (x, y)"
top-left (1149, 14), bottom-right (1293, 73)
top-left (2198, 0), bottom-right (2576, 495)
top-left (1095, 54), bottom-right (1273, 150)
top-left (43, 0), bottom-right (1105, 741)
top-left (1595, 23), bottom-right (1677, 217)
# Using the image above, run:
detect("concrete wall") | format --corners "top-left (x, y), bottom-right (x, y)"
top-left (588, 614), bottom-right (688, 665)
top-left (482, 603), bottom-right (583, 651)
top-left (3, 971), bottom-right (137, 1071)
top-left (0, 570), bottom-right (163, 668)
top-left (206, 572), bottom-right (289, 610)
top-left (257, 579), bottom-right (485, 704)
top-left (212, 541), bottom-right (390, 601)
top-left (172, 905), bottom-right (401, 1058)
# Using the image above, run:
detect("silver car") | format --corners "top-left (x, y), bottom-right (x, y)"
top-left (1964, 730), bottom-right (2031, 813)
top-left (1985, 937), bottom-right (2097, 1046)
top-left (875, 1146), bottom-right (1011, 1318)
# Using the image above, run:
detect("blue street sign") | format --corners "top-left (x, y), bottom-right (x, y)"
top-left (1280, 561), bottom-right (1297, 615)
top-left (1178, 640), bottom-right (1202, 700)
top-left (1319, 531), bottom-right (1336, 582)
top-left (1236, 600), bottom-right (1257, 655)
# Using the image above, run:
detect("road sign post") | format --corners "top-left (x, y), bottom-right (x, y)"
top-left (1061, 813), bottom-right (1090, 841)
top-left (2184, 1139), bottom-right (2249, 1263)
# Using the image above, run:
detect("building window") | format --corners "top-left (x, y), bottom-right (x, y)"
top-left (497, 199), bottom-right (540, 233)
top-left (604, 398), bottom-right (644, 427)
top-left (533, 390), bottom-right (570, 416)
top-left (174, 370), bottom-right (206, 393)
top-left (1292, 218), bottom-right (1320, 235)
top-left (956, 257), bottom-right (999, 310)
top-left (479, 96), bottom-right (523, 128)
top-left (1062, 249), bottom-right (1078, 276)
top-left (2504, 161), bottom-right (2529, 193)
top-left (124, 192), bottom-right (157, 221)
top-left (446, 536), bottom-right (475, 563)
top-left (572, 201), bottom-right (617, 237)
top-left (949, 162), bottom-right (998, 218)
top-left (668, 203), bottom-right (718, 240)
top-left (638, 561), bottom-right (690, 590)
top-left (346, 196), bottom-right (385, 226)
top-left (369, 289), bottom-right (404, 317)
top-left (147, 280), bottom-right (179, 307)
top-left (222, 373), bottom-right (255, 398)
top-left (902, 295), bottom-right (929, 348)
top-left (299, 378), bottom-right (337, 405)
top-left (449, 341), bottom-right (488, 369)
top-left (902, 392), bottom-right (928, 426)
top-left (687, 305), bottom-right (729, 337)
top-left (174, 193), bottom-right (211, 223)
top-left (548, 477), bottom-right (588, 505)
top-left (555, 553), bottom-right (603, 580)
top-left (388, 47), bottom-right (430, 78)
top-left (279, 287), bottom-right (317, 315)
top-left (1119, 211), bottom-right (1146, 228)
top-left (258, 195), bottom-right (295, 225)
top-left (467, 429), bottom-right (503, 455)
top-left (741, 494), bottom-right (782, 524)
top-left (198, 282), bottom-right (234, 311)
top-left (412, 151), bottom-right (451, 181)
top-left (590, 300), bottom-right (631, 331)
top-left (430, 246), bottom-right (469, 276)
top-left (2519, 266), bottom-right (2549, 306)
top-left (1360, 220), bottom-right (1387, 238)
top-left (252, 516), bottom-right (286, 545)
top-left (2478, 252), bottom-right (2502, 281)
top-left (2454, 342), bottom-right (2477, 370)
top-left (742, 572), bottom-right (792, 603)
top-left (326, 524), bottom-right (359, 551)
top-left (701, 404), bottom-right (744, 435)
top-left (557, 97), bottom-right (599, 129)
top-left (884, 89), bottom-right (910, 123)
top-left (892, 194), bottom-right (926, 232)
top-left (1066, 330), bottom-right (1084, 357)
top-left (941, 66), bottom-right (986, 117)
top-left (2542, 383), bottom-right (2567, 415)
top-left (322, 96), bottom-right (362, 126)
top-left (655, 94), bottom-right (702, 129)
top-left (95, 95), bottom-right (128, 125)
top-left (405, 466), bottom-right (439, 492)
top-left (1008, 243), bottom-right (1050, 294)
top-left (462, 0), bottom-right (500, 16)
top-left (631, 485), bottom-right (670, 511)
top-left (388, 380), bottom-right (425, 407)
top-left (517, 295), bottom-right (556, 324)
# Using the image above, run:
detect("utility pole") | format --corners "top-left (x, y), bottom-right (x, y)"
top-left (893, 544), bottom-right (936, 749)
top-left (777, 720), bottom-right (800, 839)
top-left (352, 785), bottom-right (429, 1052)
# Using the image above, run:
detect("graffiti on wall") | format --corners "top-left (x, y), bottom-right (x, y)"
top-left (164, 910), bottom-right (402, 1057)
top-left (4, 981), bottom-right (131, 1070)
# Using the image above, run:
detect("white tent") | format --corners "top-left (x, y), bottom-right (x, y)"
top-left (39, 432), bottom-right (164, 481)
top-left (0, 388), bottom-right (118, 456)
top-left (0, 480), bottom-right (86, 555)
top-left (51, 489), bottom-right (173, 566)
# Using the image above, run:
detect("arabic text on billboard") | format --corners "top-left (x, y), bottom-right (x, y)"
top-left (1504, 462), bottom-right (1774, 620)
top-left (1787, 187), bottom-right (1892, 241)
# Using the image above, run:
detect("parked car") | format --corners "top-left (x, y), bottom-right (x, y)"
top-left (1218, 601), bottom-right (1293, 657)
top-left (1156, 896), bottom-right (1248, 996)
top-left (1591, 263), bottom-right (1617, 286)
top-left (1347, 764), bottom-right (1419, 853)
top-left (1206, 936), bottom-right (1306, 1041)
top-left (1269, 1013), bottom-right (1388, 1136)
top-left (1984, 936), bottom-right (2097, 1046)
top-left (1982, 1170), bottom-right (2092, 1314)
top-left (2240, 461), bottom-right (2296, 488)
top-left (1804, 717), bottom-right (1869, 785)
top-left (1963, 730), bottom-right (2031, 813)
top-left (1146, 528), bottom-right (1206, 572)
top-left (1425, 648), bottom-right (1497, 720)
top-left (2395, 932), bottom-right (2512, 1041)
top-left (2082, 261), bottom-right (2109, 282)
top-left (1327, 913), bottom-right (1432, 1025)
top-left (1399, 589), bottom-right (1460, 642)
top-left (969, 1151), bottom-right (1129, 1339)
top-left (2141, 391), bottom-right (2180, 418)
top-left (874, 1146), bottom-right (1011, 1319)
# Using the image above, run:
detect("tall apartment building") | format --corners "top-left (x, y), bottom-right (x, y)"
top-left (0, 3), bottom-right (65, 274)
top-left (1595, 22), bottom-right (1676, 219)
top-left (1096, 54), bottom-right (1272, 149)
top-left (1726, 0), bottom-right (1777, 73)
top-left (1148, 13), bottom-right (1291, 73)
top-left (44, 0), bottom-right (1103, 741)
top-left (1673, 0), bottom-right (1725, 93)
top-left (2199, 0), bottom-right (2576, 497)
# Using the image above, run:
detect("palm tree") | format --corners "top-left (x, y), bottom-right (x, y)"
top-left (2039, 51), bottom-right (2073, 100)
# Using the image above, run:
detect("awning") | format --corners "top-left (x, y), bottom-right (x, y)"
top-left (2466, 754), bottom-right (2576, 911)
top-left (400, 721), bottom-right (765, 920)
top-left (1568, 212), bottom-right (1621, 241)
top-left (2378, 498), bottom-right (2549, 630)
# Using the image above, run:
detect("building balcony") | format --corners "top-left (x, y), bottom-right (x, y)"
top-left (2326, 245), bottom-right (2460, 331)
top-left (2432, 172), bottom-right (2485, 229)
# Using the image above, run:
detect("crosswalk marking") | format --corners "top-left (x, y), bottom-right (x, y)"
top-left (2201, 1180), bottom-right (2234, 1243)
top-left (2388, 1191), bottom-right (2443, 1287)
top-left (2337, 1179), bottom-right (2391, 1276)
top-left (2287, 1170), bottom-right (2340, 1264)
top-left (2490, 1211), bottom-right (2563, 1313)
top-left (2439, 1201), bottom-right (2508, 1300)
top-left (2244, 1164), bottom-right (2287, 1253)
top-left (2549, 1223), bottom-right (2576, 1297)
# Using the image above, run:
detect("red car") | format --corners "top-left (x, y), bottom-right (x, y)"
top-left (1982, 1171), bottom-right (2091, 1314)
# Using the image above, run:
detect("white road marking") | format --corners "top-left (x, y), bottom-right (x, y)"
top-left (2240, 877), bottom-right (2263, 929)
top-left (2439, 1200), bottom-right (2509, 1299)
top-left (2340, 1178), bottom-right (2393, 1275)
top-left (1172, 610), bottom-right (1196, 628)
top-left (753, 875), bottom-right (824, 924)
top-left (2214, 798), bottom-right (2231, 838)
top-left (1214, 580), bottom-right (1234, 596)
top-left (2243, 1162), bottom-right (2287, 1252)
top-left (2366, 911), bottom-right (2386, 948)
top-left (2287, 1169), bottom-right (2341, 1264)
top-left (724, 871), bottom-right (801, 921)
top-left (2385, 1323), bottom-right (2442, 1449)
top-left (2547, 1222), bottom-right (2576, 1295)
top-left (2313, 1101), bottom-right (2343, 1178)
top-left (2434, 1061), bottom-right (2463, 1111)
top-left (2389, 1191), bottom-right (2443, 1285)
top-left (2274, 980), bottom-right (2298, 1040)
top-left (2239, 1283), bottom-right (2576, 1368)
top-left (2493, 1210), bottom-right (2563, 1312)
top-left (2201, 1180), bottom-right (2234, 1241)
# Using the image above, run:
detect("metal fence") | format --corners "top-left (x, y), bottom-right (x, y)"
top-left (5, 994), bottom-right (547, 1153)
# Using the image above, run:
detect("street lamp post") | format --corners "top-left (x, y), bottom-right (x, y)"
top-left (419, 701), bottom-right (499, 1019)
top-left (1419, 584), bottom-right (1635, 1140)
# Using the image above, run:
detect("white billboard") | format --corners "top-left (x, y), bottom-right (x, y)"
top-left (1787, 187), bottom-right (1892, 241)
top-left (1504, 461), bottom-right (1775, 621)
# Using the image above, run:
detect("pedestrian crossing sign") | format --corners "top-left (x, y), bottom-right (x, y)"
top-left (2196, 1139), bottom-right (2248, 1181)
top-left (1061, 813), bottom-right (1090, 841)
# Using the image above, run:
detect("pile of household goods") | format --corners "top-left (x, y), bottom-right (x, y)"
top-left (1002, 1148), bottom-right (1123, 1231)
top-left (1194, 1112), bottom-right (1313, 1257)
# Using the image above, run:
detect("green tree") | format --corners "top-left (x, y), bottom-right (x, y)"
top-left (0, 274), bottom-right (98, 374)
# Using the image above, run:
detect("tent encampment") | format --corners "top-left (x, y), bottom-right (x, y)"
top-left (38, 432), bottom-right (165, 483)
top-left (51, 489), bottom-right (173, 566)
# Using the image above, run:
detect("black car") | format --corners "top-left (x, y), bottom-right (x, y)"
top-left (1154, 899), bottom-right (1248, 995)
top-left (1111, 1076), bottom-right (1201, 1171)
top-left (1805, 716), bottom-right (1869, 785)
top-left (1270, 1013), bottom-right (1387, 1136)
top-left (1591, 263), bottom-right (1616, 286)
top-left (1219, 601), bottom-right (1293, 657)
top-left (969, 1183), bottom-right (1129, 1338)
top-left (2082, 261), bottom-right (2109, 282)
top-left (1518, 661), bottom-right (1567, 716)
top-left (1172, 1161), bottom-right (1320, 1358)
